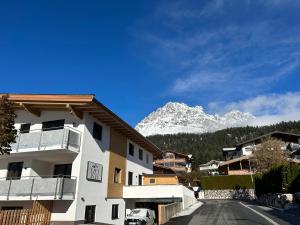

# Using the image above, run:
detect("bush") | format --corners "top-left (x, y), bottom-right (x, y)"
top-left (201, 175), bottom-right (254, 190)
top-left (255, 164), bottom-right (300, 197)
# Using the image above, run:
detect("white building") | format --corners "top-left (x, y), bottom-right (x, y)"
top-left (199, 160), bottom-right (221, 175)
top-left (0, 94), bottom-right (161, 225)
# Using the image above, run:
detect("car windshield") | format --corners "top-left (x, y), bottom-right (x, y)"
top-left (129, 209), bottom-right (146, 217)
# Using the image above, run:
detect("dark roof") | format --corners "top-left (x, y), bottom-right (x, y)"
top-left (236, 131), bottom-right (300, 149)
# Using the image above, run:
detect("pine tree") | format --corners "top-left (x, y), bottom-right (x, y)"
top-left (0, 94), bottom-right (17, 154)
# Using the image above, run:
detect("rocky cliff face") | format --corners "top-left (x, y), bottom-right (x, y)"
top-left (135, 102), bottom-right (255, 136)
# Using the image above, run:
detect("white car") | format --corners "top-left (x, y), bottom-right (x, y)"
top-left (125, 208), bottom-right (156, 225)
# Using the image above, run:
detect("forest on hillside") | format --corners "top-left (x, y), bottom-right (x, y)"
top-left (147, 121), bottom-right (300, 167)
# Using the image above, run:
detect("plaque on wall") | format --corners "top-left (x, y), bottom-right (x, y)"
top-left (86, 161), bottom-right (103, 182)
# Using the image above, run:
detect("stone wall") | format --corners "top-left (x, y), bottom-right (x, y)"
top-left (199, 189), bottom-right (255, 200)
top-left (257, 193), bottom-right (300, 209)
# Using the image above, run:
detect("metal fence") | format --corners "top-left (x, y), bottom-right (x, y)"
top-left (11, 127), bottom-right (81, 153)
top-left (0, 176), bottom-right (76, 200)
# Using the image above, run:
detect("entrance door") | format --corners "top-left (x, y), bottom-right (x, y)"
top-left (84, 205), bottom-right (96, 223)
top-left (53, 164), bottom-right (72, 178)
top-left (7, 162), bottom-right (23, 180)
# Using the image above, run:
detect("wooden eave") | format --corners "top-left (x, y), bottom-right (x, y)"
top-left (2, 93), bottom-right (161, 156)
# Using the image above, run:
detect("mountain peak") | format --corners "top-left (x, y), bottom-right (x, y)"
top-left (135, 102), bottom-right (255, 136)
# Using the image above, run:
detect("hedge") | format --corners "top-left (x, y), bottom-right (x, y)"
top-left (200, 175), bottom-right (254, 190)
top-left (255, 164), bottom-right (300, 197)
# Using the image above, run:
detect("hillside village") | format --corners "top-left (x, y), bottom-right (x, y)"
top-left (0, 94), bottom-right (299, 225)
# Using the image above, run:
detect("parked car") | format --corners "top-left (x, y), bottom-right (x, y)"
top-left (125, 208), bottom-right (156, 225)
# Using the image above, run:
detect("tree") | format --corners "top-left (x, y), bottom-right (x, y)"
top-left (0, 94), bottom-right (17, 154)
top-left (252, 138), bottom-right (289, 173)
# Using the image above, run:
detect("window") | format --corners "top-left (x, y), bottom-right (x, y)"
top-left (92, 122), bottom-right (102, 141)
top-left (146, 154), bottom-right (149, 164)
top-left (111, 204), bottom-right (119, 220)
top-left (128, 171), bottom-right (133, 186)
top-left (42, 120), bottom-right (65, 131)
top-left (53, 164), bottom-right (72, 178)
top-left (149, 178), bottom-right (156, 184)
top-left (128, 143), bottom-right (134, 156)
top-left (139, 149), bottom-right (143, 160)
top-left (114, 168), bottom-right (121, 183)
top-left (7, 162), bottom-right (23, 180)
top-left (138, 175), bottom-right (143, 185)
top-left (20, 123), bottom-right (30, 133)
top-left (84, 205), bottom-right (96, 223)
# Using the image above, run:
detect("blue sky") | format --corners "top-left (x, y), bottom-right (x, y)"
top-left (1, 0), bottom-right (300, 126)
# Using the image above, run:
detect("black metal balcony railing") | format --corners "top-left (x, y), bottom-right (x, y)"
top-left (0, 176), bottom-right (77, 200)
top-left (10, 127), bottom-right (81, 153)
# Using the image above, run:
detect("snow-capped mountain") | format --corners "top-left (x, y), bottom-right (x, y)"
top-left (135, 102), bottom-right (255, 136)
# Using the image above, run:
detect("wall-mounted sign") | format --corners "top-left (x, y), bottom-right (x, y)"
top-left (86, 161), bottom-right (103, 182)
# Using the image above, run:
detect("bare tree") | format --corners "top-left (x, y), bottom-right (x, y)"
top-left (252, 137), bottom-right (289, 173)
top-left (0, 94), bottom-right (17, 154)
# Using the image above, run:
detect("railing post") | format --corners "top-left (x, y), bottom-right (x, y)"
top-left (54, 177), bottom-right (59, 200)
top-left (16, 133), bottom-right (21, 152)
top-left (7, 179), bottom-right (12, 200)
top-left (60, 177), bottom-right (65, 200)
top-left (37, 130), bottom-right (43, 150)
top-left (61, 128), bottom-right (66, 149)
top-left (30, 178), bottom-right (35, 200)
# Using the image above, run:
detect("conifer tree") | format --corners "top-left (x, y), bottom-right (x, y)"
top-left (0, 94), bottom-right (17, 154)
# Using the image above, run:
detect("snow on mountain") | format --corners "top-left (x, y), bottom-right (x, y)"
top-left (135, 102), bottom-right (255, 136)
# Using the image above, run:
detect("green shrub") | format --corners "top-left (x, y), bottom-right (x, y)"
top-left (201, 175), bottom-right (254, 190)
top-left (255, 164), bottom-right (300, 197)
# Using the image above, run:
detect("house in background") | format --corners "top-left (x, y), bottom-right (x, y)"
top-left (199, 160), bottom-right (222, 175)
top-left (219, 131), bottom-right (300, 175)
top-left (0, 94), bottom-right (161, 225)
top-left (153, 150), bottom-right (192, 174)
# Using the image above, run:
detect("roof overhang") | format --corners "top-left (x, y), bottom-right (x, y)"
top-left (219, 155), bottom-right (253, 166)
top-left (1, 94), bottom-right (162, 157)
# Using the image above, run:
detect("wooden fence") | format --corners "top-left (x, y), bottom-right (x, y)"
top-left (0, 201), bottom-right (51, 225)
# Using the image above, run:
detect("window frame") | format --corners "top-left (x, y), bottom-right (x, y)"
top-left (139, 149), bottom-right (143, 161)
top-left (111, 204), bottom-right (119, 220)
top-left (6, 162), bottom-right (23, 180)
top-left (42, 119), bottom-right (65, 131)
top-left (84, 205), bottom-right (96, 223)
top-left (19, 123), bottom-right (31, 134)
top-left (128, 143), bottom-right (134, 156)
top-left (114, 168), bottom-right (121, 183)
top-left (138, 174), bottom-right (143, 185)
top-left (92, 122), bottom-right (103, 141)
top-left (128, 171), bottom-right (133, 186)
top-left (149, 178), bottom-right (156, 184)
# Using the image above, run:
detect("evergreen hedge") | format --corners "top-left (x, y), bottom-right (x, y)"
top-left (200, 175), bottom-right (254, 190)
top-left (255, 164), bottom-right (300, 197)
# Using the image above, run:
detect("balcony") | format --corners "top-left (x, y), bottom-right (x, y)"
top-left (0, 176), bottom-right (76, 201)
top-left (11, 127), bottom-right (81, 154)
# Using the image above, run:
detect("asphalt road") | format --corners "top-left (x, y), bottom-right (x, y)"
top-left (166, 200), bottom-right (300, 225)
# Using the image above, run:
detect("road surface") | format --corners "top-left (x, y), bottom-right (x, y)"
top-left (166, 200), bottom-right (300, 225)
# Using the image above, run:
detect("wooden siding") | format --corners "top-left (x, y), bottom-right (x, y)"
top-left (143, 175), bottom-right (179, 185)
top-left (107, 128), bottom-right (127, 198)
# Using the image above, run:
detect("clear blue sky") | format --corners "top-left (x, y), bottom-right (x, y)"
top-left (1, 0), bottom-right (300, 126)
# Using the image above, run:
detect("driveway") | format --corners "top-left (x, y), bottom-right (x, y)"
top-left (165, 200), bottom-right (300, 225)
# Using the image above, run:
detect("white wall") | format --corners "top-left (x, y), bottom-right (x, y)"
top-left (126, 140), bottom-right (153, 186)
top-left (73, 112), bottom-right (122, 225)
top-left (3, 109), bottom-right (156, 225)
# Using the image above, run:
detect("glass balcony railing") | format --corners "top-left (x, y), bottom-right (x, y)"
top-left (10, 127), bottom-right (81, 153)
top-left (0, 176), bottom-right (76, 200)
